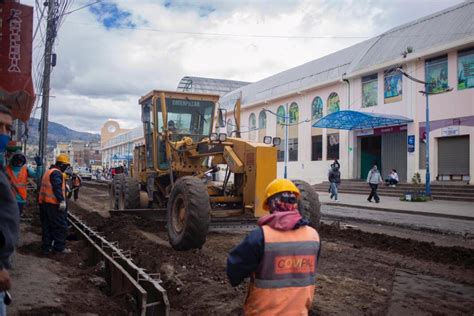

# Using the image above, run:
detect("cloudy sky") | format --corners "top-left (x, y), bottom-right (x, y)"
top-left (24, 0), bottom-right (464, 133)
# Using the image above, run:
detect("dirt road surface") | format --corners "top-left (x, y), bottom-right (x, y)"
top-left (68, 184), bottom-right (474, 315)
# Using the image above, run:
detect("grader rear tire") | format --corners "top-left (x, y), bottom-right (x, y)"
top-left (119, 176), bottom-right (140, 209)
top-left (292, 179), bottom-right (321, 229)
top-left (110, 174), bottom-right (124, 210)
top-left (167, 176), bottom-right (211, 251)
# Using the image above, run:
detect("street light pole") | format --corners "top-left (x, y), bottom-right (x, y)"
top-left (284, 103), bottom-right (289, 179)
top-left (397, 67), bottom-right (452, 197)
top-left (424, 91), bottom-right (431, 196)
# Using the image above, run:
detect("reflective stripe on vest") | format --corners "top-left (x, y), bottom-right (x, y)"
top-left (244, 225), bottom-right (320, 316)
top-left (38, 168), bottom-right (65, 205)
top-left (6, 165), bottom-right (28, 200)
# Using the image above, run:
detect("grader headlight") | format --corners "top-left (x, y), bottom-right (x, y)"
top-left (209, 133), bottom-right (218, 141)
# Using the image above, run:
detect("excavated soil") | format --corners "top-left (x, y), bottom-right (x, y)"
top-left (64, 185), bottom-right (474, 315)
top-left (11, 194), bottom-right (128, 315)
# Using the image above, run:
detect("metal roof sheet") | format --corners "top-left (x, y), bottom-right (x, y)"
top-left (220, 1), bottom-right (474, 109)
top-left (352, 1), bottom-right (474, 72)
top-left (177, 76), bottom-right (250, 96)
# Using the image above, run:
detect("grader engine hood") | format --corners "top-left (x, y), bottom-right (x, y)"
top-left (225, 138), bottom-right (277, 217)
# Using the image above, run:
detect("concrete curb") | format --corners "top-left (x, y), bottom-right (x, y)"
top-left (322, 202), bottom-right (474, 222)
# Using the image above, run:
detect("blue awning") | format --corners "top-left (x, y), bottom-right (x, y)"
top-left (312, 110), bottom-right (412, 130)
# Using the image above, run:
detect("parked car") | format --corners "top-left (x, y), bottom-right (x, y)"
top-left (76, 167), bottom-right (92, 181)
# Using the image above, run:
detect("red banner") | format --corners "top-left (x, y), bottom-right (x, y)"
top-left (0, 1), bottom-right (35, 122)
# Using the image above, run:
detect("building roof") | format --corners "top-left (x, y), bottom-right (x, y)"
top-left (220, 1), bottom-right (474, 109)
top-left (177, 76), bottom-right (250, 96)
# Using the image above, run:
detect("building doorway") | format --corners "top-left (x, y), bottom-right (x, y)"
top-left (360, 135), bottom-right (381, 180)
top-left (437, 135), bottom-right (470, 181)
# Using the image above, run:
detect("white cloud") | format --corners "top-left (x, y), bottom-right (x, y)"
top-left (24, 0), bottom-right (463, 133)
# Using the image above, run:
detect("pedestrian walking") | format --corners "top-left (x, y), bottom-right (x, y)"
top-left (226, 179), bottom-right (321, 315)
top-left (0, 104), bottom-right (19, 316)
top-left (5, 151), bottom-right (42, 215)
top-left (367, 164), bottom-right (383, 203)
top-left (38, 154), bottom-right (71, 255)
top-left (328, 164), bottom-right (341, 201)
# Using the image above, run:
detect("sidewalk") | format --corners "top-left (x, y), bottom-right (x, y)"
top-left (317, 191), bottom-right (474, 221)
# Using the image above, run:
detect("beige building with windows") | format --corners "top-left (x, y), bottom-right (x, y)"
top-left (101, 121), bottom-right (144, 167)
top-left (219, 2), bottom-right (474, 184)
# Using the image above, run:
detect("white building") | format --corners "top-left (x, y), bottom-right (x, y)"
top-left (219, 2), bottom-right (474, 185)
top-left (101, 123), bottom-right (144, 167)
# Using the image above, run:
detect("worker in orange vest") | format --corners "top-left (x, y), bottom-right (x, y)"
top-left (226, 179), bottom-right (321, 315)
top-left (38, 154), bottom-right (71, 255)
top-left (71, 171), bottom-right (82, 201)
top-left (64, 167), bottom-right (82, 201)
top-left (5, 151), bottom-right (41, 215)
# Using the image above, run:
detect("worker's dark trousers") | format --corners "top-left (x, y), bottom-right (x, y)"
top-left (368, 183), bottom-right (380, 202)
top-left (39, 203), bottom-right (67, 253)
top-left (73, 187), bottom-right (79, 201)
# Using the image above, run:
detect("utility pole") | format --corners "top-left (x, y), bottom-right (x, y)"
top-left (38, 0), bottom-right (56, 174)
top-left (284, 103), bottom-right (289, 179)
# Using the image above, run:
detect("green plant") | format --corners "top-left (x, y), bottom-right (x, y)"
top-left (401, 172), bottom-right (427, 202)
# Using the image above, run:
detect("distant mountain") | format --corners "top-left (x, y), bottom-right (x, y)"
top-left (27, 118), bottom-right (100, 147)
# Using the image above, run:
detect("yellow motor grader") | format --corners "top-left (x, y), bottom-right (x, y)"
top-left (110, 90), bottom-right (320, 250)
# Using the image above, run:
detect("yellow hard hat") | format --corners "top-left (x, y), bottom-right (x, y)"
top-left (262, 178), bottom-right (300, 210)
top-left (56, 154), bottom-right (70, 164)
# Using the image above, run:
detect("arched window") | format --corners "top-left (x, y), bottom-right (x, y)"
top-left (327, 93), bottom-right (340, 160)
top-left (249, 113), bottom-right (257, 141)
top-left (311, 97), bottom-right (323, 161)
top-left (277, 106), bottom-right (285, 124)
top-left (276, 105), bottom-right (286, 161)
top-left (289, 102), bottom-right (299, 123)
top-left (258, 110), bottom-right (267, 142)
top-left (288, 102), bottom-right (298, 161)
top-left (327, 92), bottom-right (340, 113)
top-left (312, 97), bottom-right (323, 121)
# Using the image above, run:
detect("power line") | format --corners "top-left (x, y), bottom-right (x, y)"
top-left (61, 0), bottom-right (101, 16)
top-left (33, 0), bottom-right (47, 41)
top-left (64, 20), bottom-right (474, 39)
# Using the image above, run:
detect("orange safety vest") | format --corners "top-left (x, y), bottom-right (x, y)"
top-left (244, 225), bottom-right (320, 316)
top-left (39, 167), bottom-right (65, 205)
top-left (6, 165), bottom-right (28, 200)
top-left (73, 175), bottom-right (81, 187)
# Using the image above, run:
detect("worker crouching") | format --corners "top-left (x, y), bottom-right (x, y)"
top-left (38, 154), bottom-right (71, 255)
top-left (226, 179), bottom-right (321, 316)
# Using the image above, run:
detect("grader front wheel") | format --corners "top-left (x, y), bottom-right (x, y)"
top-left (118, 176), bottom-right (140, 210)
top-left (167, 176), bottom-right (211, 251)
top-left (292, 179), bottom-right (321, 229)
top-left (109, 174), bottom-right (124, 210)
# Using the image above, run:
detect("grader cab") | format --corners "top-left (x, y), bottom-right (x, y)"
top-left (110, 90), bottom-right (320, 250)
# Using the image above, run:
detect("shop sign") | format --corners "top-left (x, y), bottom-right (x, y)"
top-left (441, 126), bottom-right (460, 137)
top-left (407, 135), bottom-right (415, 153)
top-left (373, 125), bottom-right (407, 135)
top-left (0, 2), bottom-right (35, 122)
top-left (355, 129), bottom-right (374, 137)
